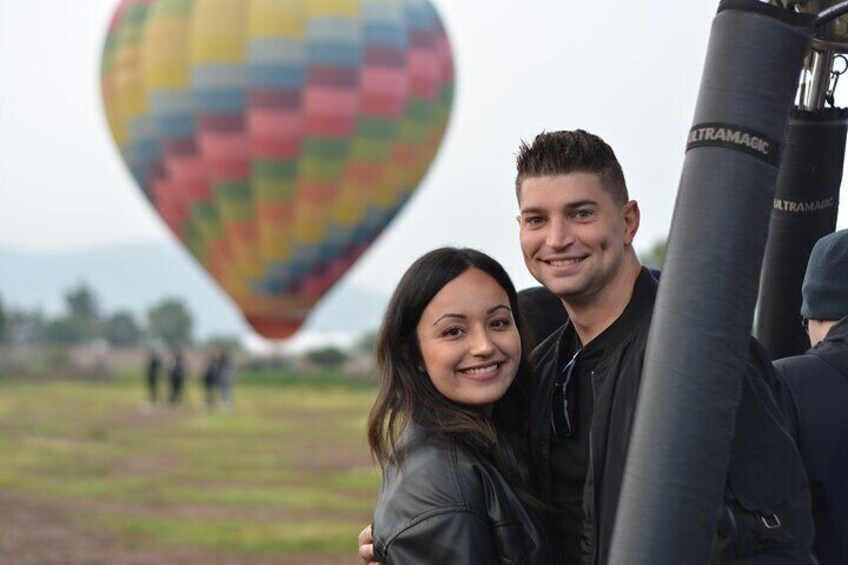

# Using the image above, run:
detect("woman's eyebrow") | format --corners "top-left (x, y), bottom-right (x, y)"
top-left (433, 313), bottom-right (466, 325)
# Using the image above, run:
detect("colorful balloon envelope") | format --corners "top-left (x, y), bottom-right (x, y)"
top-left (101, 0), bottom-right (454, 339)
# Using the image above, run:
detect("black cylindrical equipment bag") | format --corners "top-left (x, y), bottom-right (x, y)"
top-left (609, 2), bottom-right (812, 564)
top-left (755, 108), bottom-right (846, 360)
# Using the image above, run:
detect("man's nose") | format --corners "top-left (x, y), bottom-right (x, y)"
top-left (545, 217), bottom-right (573, 249)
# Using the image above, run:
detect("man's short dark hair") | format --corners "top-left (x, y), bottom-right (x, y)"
top-left (515, 130), bottom-right (629, 203)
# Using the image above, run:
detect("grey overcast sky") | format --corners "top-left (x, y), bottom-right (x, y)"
top-left (2, 1), bottom-right (847, 317)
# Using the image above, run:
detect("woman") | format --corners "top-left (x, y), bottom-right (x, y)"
top-left (368, 247), bottom-right (547, 564)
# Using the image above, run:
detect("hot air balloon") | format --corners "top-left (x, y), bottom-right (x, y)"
top-left (101, 0), bottom-right (454, 339)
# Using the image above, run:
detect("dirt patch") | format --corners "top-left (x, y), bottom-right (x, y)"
top-left (0, 491), bottom-right (353, 565)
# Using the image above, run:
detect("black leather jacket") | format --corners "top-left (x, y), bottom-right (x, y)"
top-left (529, 268), bottom-right (813, 564)
top-left (372, 423), bottom-right (546, 564)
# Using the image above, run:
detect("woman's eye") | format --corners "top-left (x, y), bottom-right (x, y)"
top-left (491, 318), bottom-right (512, 330)
top-left (441, 327), bottom-right (463, 337)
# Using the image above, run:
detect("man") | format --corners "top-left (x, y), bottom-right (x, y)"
top-left (774, 229), bottom-right (848, 565)
top-left (360, 130), bottom-right (812, 564)
top-left (517, 130), bottom-right (811, 564)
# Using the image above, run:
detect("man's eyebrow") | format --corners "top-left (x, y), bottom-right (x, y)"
top-left (520, 199), bottom-right (598, 215)
top-left (566, 199), bottom-right (598, 208)
top-left (519, 206), bottom-right (545, 215)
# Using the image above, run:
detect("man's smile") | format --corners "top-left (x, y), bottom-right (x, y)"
top-left (544, 256), bottom-right (588, 267)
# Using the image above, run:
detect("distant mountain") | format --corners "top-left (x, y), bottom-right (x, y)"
top-left (0, 243), bottom-right (389, 341)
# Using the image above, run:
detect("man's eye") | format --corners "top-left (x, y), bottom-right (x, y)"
top-left (523, 216), bottom-right (544, 226)
top-left (573, 209), bottom-right (595, 219)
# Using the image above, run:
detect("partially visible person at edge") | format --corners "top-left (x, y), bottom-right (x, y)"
top-left (360, 130), bottom-right (813, 564)
top-left (774, 228), bottom-right (848, 565)
top-left (367, 247), bottom-right (548, 564)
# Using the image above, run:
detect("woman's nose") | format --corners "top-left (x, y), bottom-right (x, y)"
top-left (469, 329), bottom-right (496, 356)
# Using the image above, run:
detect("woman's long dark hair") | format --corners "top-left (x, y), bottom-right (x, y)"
top-left (367, 247), bottom-right (544, 516)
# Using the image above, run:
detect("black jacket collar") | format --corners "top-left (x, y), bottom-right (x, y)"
top-left (532, 267), bottom-right (658, 365)
top-left (821, 315), bottom-right (848, 345)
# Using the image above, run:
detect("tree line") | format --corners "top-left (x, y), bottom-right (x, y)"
top-left (0, 283), bottom-right (204, 348)
top-left (0, 238), bottom-right (669, 351)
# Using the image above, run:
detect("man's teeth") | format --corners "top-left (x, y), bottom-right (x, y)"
top-left (460, 364), bottom-right (498, 375)
top-left (549, 258), bottom-right (584, 267)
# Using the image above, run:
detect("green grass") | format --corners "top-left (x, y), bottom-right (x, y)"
top-left (0, 373), bottom-right (380, 558)
top-left (91, 515), bottom-right (361, 553)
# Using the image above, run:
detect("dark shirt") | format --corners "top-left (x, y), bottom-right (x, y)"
top-left (548, 319), bottom-right (616, 563)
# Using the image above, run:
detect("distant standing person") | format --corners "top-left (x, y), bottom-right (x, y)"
top-left (774, 228), bottom-right (848, 565)
top-left (218, 351), bottom-right (235, 408)
top-left (202, 354), bottom-right (220, 408)
top-left (169, 349), bottom-right (186, 405)
top-left (145, 349), bottom-right (162, 405)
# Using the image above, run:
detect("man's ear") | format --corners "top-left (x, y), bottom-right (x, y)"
top-left (515, 214), bottom-right (522, 227)
top-left (623, 200), bottom-right (640, 245)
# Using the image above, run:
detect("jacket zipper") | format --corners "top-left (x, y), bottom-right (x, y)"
top-left (589, 370), bottom-right (598, 565)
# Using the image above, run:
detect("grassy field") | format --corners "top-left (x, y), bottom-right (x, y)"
top-left (0, 371), bottom-right (379, 564)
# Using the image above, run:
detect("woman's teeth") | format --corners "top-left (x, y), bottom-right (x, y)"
top-left (459, 364), bottom-right (498, 375)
